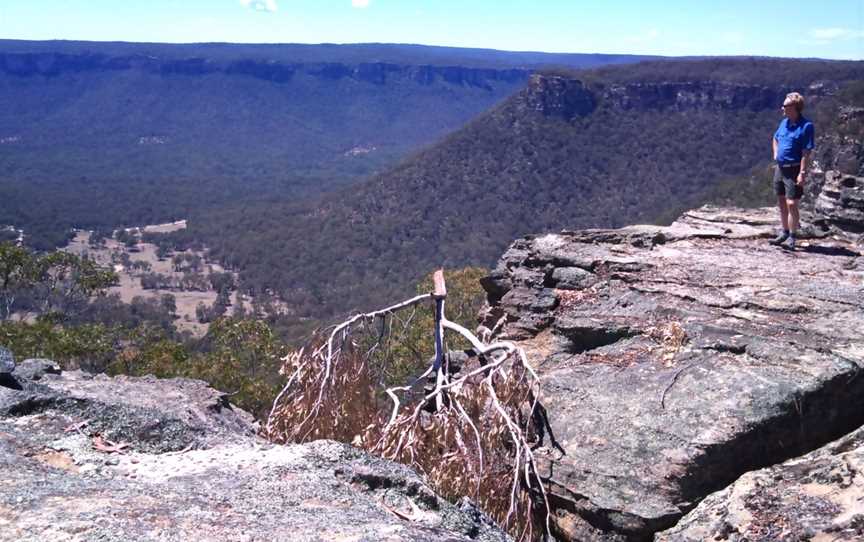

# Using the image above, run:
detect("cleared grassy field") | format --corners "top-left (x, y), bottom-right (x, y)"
top-left (65, 222), bottom-right (240, 337)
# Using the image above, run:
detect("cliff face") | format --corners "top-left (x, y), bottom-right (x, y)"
top-left (520, 75), bottom-right (597, 118)
top-left (0, 51), bottom-right (529, 88)
top-left (520, 73), bottom-right (837, 120)
top-left (479, 203), bottom-right (864, 540)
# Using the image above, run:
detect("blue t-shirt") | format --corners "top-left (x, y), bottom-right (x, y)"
top-left (774, 116), bottom-right (815, 165)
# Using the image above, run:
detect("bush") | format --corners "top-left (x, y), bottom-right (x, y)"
top-left (0, 320), bottom-right (118, 373)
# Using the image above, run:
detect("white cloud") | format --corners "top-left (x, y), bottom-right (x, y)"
top-left (352, 0), bottom-right (370, 8)
top-left (808, 27), bottom-right (861, 41)
top-left (240, 0), bottom-right (278, 12)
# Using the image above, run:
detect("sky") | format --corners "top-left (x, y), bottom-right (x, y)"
top-left (1, 0), bottom-right (862, 60)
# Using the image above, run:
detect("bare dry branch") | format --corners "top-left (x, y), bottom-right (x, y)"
top-left (265, 276), bottom-right (552, 540)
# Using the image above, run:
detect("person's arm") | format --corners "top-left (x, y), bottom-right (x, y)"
top-left (772, 138), bottom-right (778, 160)
top-left (797, 123), bottom-right (815, 185)
top-left (797, 150), bottom-right (810, 185)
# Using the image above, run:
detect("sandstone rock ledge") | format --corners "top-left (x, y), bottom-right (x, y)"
top-left (0, 361), bottom-right (509, 542)
top-left (480, 205), bottom-right (864, 541)
top-left (656, 425), bottom-right (864, 541)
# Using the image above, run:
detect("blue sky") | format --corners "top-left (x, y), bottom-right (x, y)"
top-left (1, 0), bottom-right (861, 59)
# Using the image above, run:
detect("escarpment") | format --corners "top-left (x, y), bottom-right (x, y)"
top-left (479, 203), bottom-right (864, 540)
top-left (518, 72), bottom-right (838, 121)
top-left (0, 50), bottom-right (530, 88)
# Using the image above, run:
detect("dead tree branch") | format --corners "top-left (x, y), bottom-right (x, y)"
top-left (266, 270), bottom-right (552, 540)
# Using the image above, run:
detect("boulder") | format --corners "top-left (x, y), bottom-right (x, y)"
top-left (0, 363), bottom-right (510, 541)
top-left (0, 368), bottom-right (257, 451)
top-left (480, 205), bottom-right (864, 540)
top-left (13, 358), bottom-right (60, 381)
top-left (0, 346), bottom-right (14, 374)
top-left (656, 425), bottom-right (864, 541)
top-left (815, 170), bottom-right (864, 233)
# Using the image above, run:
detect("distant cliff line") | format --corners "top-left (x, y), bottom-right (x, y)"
top-left (0, 51), bottom-right (531, 88)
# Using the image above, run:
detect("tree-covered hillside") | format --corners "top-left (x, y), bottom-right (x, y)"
top-left (184, 58), bottom-right (864, 319)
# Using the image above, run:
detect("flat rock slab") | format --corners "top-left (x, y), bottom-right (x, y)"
top-left (656, 424), bottom-right (864, 541)
top-left (0, 368), bottom-right (509, 542)
top-left (480, 205), bottom-right (864, 540)
top-left (1, 367), bottom-right (257, 452)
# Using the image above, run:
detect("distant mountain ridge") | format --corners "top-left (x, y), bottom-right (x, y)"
top-left (0, 40), bottom-right (657, 69)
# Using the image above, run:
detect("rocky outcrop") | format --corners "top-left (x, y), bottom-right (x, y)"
top-left (815, 170), bottom-right (864, 233)
top-left (806, 105), bottom-right (864, 211)
top-left (518, 75), bottom-right (837, 121)
top-left (522, 75), bottom-right (597, 119)
top-left (0, 362), bottom-right (509, 541)
top-left (480, 205), bottom-right (864, 540)
top-left (656, 425), bottom-right (864, 541)
top-left (813, 106), bottom-right (864, 178)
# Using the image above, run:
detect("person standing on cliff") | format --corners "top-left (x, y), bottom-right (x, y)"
top-left (770, 92), bottom-right (815, 250)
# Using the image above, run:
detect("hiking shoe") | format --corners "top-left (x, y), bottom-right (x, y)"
top-left (769, 231), bottom-right (789, 246)
top-left (782, 236), bottom-right (797, 251)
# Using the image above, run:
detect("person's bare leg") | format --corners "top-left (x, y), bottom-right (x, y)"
top-left (770, 196), bottom-right (791, 245)
top-left (787, 198), bottom-right (799, 233)
top-left (778, 196), bottom-right (789, 231)
top-left (786, 198), bottom-right (799, 249)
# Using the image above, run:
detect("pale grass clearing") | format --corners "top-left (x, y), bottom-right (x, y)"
top-left (65, 227), bottom-right (237, 338)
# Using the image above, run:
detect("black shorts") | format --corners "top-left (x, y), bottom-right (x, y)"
top-left (773, 164), bottom-right (803, 199)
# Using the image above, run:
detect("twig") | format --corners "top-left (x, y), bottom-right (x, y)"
top-left (660, 362), bottom-right (695, 410)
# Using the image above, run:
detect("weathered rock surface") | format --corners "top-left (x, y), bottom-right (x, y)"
top-left (0, 367), bottom-right (509, 541)
top-left (0, 346), bottom-right (14, 374)
top-left (656, 424), bottom-right (864, 541)
top-left (815, 170), bottom-right (864, 233)
top-left (1, 365), bottom-right (257, 452)
top-left (0, 347), bottom-right (16, 390)
top-left (480, 205), bottom-right (864, 540)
